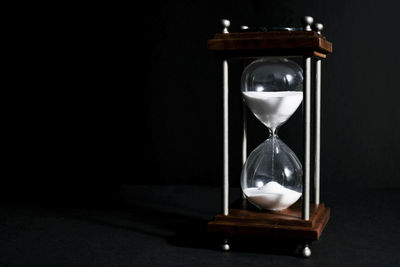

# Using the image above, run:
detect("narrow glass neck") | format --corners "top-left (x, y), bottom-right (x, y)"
top-left (268, 127), bottom-right (279, 138)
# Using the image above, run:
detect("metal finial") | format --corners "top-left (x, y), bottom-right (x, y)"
top-left (313, 23), bottom-right (324, 35)
top-left (221, 19), bottom-right (230, 33)
top-left (301, 16), bottom-right (314, 31)
top-left (221, 239), bottom-right (230, 251)
top-left (301, 244), bottom-right (312, 257)
top-left (240, 25), bottom-right (249, 30)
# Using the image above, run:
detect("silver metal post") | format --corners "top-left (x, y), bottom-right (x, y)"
top-left (301, 16), bottom-right (314, 221)
top-left (313, 22), bottom-right (324, 205)
top-left (242, 102), bottom-right (247, 165)
top-left (302, 57), bottom-right (311, 220)
top-left (314, 59), bottom-right (321, 204)
top-left (222, 59), bottom-right (229, 215)
top-left (221, 19), bottom-right (230, 216)
top-left (242, 100), bottom-right (247, 199)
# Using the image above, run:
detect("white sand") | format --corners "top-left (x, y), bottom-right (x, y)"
top-left (243, 181), bottom-right (302, 211)
top-left (242, 91), bottom-right (303, 129)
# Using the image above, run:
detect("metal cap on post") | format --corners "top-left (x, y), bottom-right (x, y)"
top-left (313, 23), bottom-right (324, 35)
top-left (221, 19), bottom-right (230, 34)
top-left (302, 16), bottom-right (314, 31)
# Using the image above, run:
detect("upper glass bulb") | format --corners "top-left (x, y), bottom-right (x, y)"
top-left (241, 57), bottom-right (303, 93)
top-left (241, 58), bottom-right (303, 130)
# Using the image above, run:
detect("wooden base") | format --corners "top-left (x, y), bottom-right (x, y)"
top-left (208, 200), bottom-right (330, 242)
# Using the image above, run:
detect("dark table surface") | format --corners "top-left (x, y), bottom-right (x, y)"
top-left (1, 185), bottom-right (399, 266)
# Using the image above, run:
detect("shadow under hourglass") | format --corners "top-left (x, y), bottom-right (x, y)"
top-left (112, 185), bottom-right (302, 256)
top-left (6, 183), bottom-right (318, 258)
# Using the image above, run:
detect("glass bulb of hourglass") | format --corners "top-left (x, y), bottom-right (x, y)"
top-left (241, 58), bottom-right (303, 211)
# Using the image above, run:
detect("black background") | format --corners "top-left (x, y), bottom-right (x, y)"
top-left (7, 0), bottom-right (400, 198)
top-left (132, 0), bottom-right (400, 191)
top-left (131, 0), bottom-right (400, 191)
top-left (4, 0), bottom-right (400, 202)
top-left (3, 0), bottom-right (400, 218)
top-left (2, 1), bottom-right (400, 265)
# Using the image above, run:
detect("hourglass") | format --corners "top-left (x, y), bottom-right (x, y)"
top-left (207, 16), bottom-right (333, 257)
top-left (241, 58), bottom-right (303, 211)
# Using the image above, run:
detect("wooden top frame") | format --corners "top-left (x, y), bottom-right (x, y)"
top-left (207, 31), bottom-right (332, 58)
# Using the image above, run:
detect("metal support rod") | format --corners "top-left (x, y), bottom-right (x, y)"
top-left (242, 100), bottom-right (247, 199)
top-left (242, 101), bottom-right (247, 165)
top-left (314, 59), bottom-right (321, 204)
top-left (222, 59), bottom-right (229, 216)
top-left (302, 57), bottom-right (311, 220)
